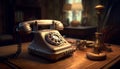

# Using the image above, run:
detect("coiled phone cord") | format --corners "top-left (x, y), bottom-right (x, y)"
top-left (0, 32), bottom-right (22, 69)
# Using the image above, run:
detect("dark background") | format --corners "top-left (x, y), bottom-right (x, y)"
top-left (0, 0), bottom-right (120, 45)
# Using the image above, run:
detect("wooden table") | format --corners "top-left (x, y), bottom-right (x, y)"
top-left (0, 39), bottom-right (120, 69)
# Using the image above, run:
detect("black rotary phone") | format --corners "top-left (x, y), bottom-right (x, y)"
top-left (18, 19), bottom-right (75, 61)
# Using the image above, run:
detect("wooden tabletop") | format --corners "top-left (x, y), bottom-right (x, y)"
top-left (0, 39), bottom-right (120, 69)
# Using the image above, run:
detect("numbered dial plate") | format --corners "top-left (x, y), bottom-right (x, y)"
top-left (45, 32), bottom-right (64, 46)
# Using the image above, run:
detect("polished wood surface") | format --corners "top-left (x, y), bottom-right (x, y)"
top-left (0, 39), bottom-right (120, 69)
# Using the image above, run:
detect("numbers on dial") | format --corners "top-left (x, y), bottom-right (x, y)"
top-left (45, 32), bottom-right (63, 46)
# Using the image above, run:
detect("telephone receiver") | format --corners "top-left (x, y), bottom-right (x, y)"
top-left (18, 19), bottom-right (76, 61)
top-left (18, 19), bottom-right (64, 33)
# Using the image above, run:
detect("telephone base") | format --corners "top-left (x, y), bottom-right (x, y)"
top-left (28, 47), bottom-right (75, 61)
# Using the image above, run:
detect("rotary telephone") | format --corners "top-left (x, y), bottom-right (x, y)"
top-left (18, 19), bottom-right (75, 61)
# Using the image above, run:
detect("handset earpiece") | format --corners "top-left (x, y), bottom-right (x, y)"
top-left (18, 23), bottom-right (32, 34)
top-left (53, 20), bottom-right (64, 30)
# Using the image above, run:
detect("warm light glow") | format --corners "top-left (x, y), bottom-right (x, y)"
top-left (63, 3), bottom-right (83, 11)
top-left (63, 0), bottom-right (83, 23)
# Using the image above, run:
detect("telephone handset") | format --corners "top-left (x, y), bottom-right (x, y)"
top-left (18, 19), bottom-right (75, 61)
top-left (18, 20), bottom-right (64, 33)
